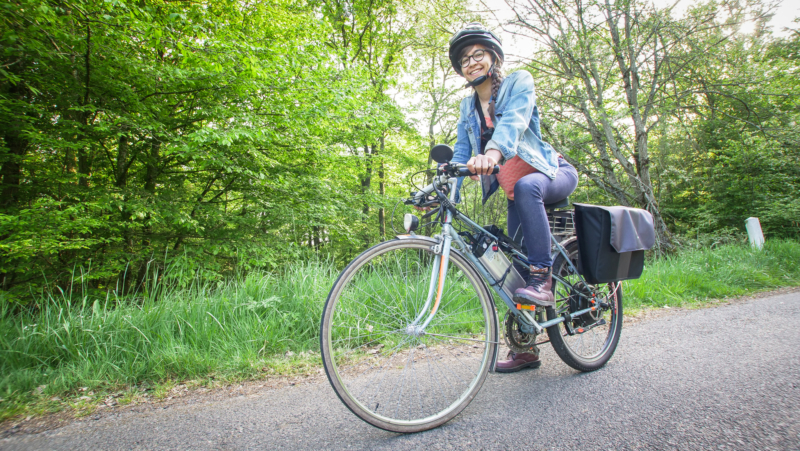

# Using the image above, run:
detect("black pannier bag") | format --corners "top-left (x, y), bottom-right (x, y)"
top-left (573, 203), bottom-right (656, 284)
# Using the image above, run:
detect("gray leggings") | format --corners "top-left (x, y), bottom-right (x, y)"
top-left (507, 158), bottom-right (578, 268)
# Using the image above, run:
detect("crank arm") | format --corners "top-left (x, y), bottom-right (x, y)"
top-left (519, 309), bottom-right (544, 334)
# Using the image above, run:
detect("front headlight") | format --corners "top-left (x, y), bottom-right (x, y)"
top-left (403, 213), bottom-right (420, 233)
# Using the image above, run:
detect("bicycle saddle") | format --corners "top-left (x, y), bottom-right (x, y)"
top-left (545, 197), bottom-right (570, 210)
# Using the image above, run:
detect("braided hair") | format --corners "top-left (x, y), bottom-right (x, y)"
top-left (488, 62), bottom-right (504, 119)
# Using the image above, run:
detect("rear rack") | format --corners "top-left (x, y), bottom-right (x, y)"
top-left (548, 209), bottom-right (575, 243)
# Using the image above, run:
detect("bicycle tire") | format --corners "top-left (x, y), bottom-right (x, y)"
top-left (546, 238), bottom-right (623, 372)
top-left (320, 237), bottom-right (497, 433)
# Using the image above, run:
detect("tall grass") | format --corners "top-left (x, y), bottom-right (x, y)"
top-left (625, 239), bottom-right (800, 308)
top-left (2, 240), bottom-right (799, 420)
top-left (0, 259), bottom-right (337, 420)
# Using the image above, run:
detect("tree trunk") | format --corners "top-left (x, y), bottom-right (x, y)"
top-left (360, 144), bottom-right (373, 247)
top-left (604, 0), bottom-right (671, 250)
top-left (0, 130), bottom-right (26, 209)
top-left (115, 133), bottom-right (130, 188)
top-left (115, 133), bottom-right (133, 296)
top-left (378, 137), bottom-right (385, 240)
top-left (75, 21), bottom-right (93, 188)
top-left (77, 147), bottom-right (92, 188)
top-left (361, 144), bottom-right (372, 216)
top-left (136, 141), bottom-right (160, 290)
top-left (143, 141), bottom-right (160, 196)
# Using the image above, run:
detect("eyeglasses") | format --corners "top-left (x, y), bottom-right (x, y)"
top-left (460, 49), bottom-right (487, 68)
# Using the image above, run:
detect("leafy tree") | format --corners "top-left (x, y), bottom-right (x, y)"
top-left (0, 0), bottom-right (425, 302)
top-left (503, 0), bottom-right (707, 250)
top-left (654, 1), bottom-right (800, 238)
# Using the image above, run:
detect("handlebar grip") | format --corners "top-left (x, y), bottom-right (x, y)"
top-left (456, 165), bottom-right (500, 177)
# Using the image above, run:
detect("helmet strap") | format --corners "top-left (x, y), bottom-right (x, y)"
top-left (464, 63), bottom-right (495, 88)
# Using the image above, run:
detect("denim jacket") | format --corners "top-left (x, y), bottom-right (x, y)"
top-left (452, 70), bottom-right (560, 204)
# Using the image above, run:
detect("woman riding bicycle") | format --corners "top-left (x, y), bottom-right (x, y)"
top-left (448, 23), bottom-right (579, 372)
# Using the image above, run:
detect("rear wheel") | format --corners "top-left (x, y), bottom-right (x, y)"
top-left (546, 239), bottom-right (623, 372)
top-left (320, 238), bottom-right (497, 433)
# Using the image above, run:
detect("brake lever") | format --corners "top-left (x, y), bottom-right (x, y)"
top-left (403, 195), bottom-right (439, 209)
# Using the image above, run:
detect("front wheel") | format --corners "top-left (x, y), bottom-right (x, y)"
top-left (320, 238), bottom-right (497, 433)
top-left (546, 239), bottom-right (623, 372)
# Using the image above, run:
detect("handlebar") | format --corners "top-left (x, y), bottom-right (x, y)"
top-left (446, 162), bottom-right (500, 178)
top-left (404, 162), bottom-right (500, 208)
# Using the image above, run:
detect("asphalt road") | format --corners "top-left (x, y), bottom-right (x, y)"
top-left (3, 291), bottom-right (799, 450)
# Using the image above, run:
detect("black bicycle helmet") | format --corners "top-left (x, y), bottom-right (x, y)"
top-left (448, 22), bottom-right (504, 76)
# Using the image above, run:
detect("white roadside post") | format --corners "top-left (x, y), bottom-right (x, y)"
top-left (745, 217), bottom-right (765, 250)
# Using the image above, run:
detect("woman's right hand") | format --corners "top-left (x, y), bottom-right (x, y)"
top-left (467, 149), bottom-right (501, 179)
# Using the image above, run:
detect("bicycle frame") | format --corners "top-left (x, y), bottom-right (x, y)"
top-left (406, 175), bottom-right (604, 345)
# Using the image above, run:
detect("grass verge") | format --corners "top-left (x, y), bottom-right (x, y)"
top-left (626, 239), bottom-right (800, 308)
top-left (2, 240), bottom-right (799, 422)
top-left (0, 259), bottom-right (336, 422)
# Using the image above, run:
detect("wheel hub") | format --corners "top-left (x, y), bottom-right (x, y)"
top-left (405, 324), bottom-right (425, 337)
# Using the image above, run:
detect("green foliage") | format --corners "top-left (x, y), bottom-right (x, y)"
top-left (698, 133), bottom-right (800, 237)
top-left (651, 2), bottom-right (800, 240)
top-left (0, 0), bottom-right (435, 303)
top-left (4, 0), bottom-right (795, 304)
top-left (511, 0), bottom-right (800, 249)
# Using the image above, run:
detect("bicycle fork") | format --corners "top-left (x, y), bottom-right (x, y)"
top-left (408, 218), bottom-right (454, 334)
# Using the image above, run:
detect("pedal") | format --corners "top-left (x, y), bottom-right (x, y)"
top-left (515, 303), bottom-right (537, 311)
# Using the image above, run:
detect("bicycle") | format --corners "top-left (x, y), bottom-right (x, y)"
top-left (319, 145), bottom-right (623, 433)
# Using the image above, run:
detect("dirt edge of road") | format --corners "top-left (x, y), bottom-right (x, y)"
top-left (3, 285), bottom-right (799, 439)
